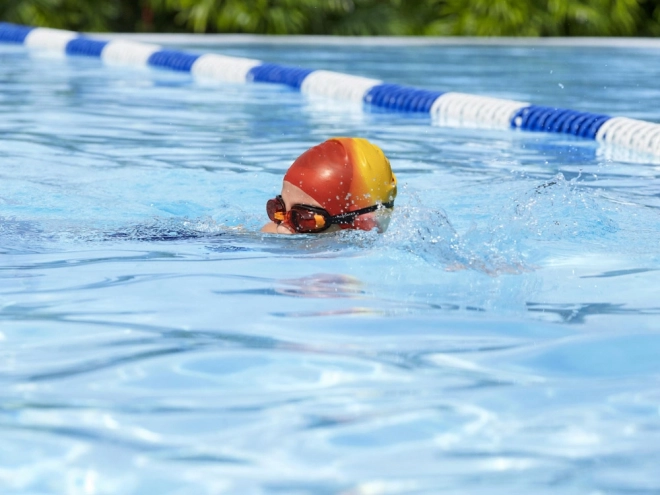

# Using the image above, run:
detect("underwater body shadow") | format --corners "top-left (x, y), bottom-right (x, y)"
top-left (3, 172), bottom-right (651, 278)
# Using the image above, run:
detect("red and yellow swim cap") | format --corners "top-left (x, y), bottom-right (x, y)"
top-left (283, 137), bottom-right (397, 217)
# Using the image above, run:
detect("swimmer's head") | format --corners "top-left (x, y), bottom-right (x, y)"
top-left (269, 137), bottom-right (396, 233)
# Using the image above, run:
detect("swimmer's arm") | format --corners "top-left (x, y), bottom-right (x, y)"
top-left (261, 222), bottom-right (279, 233)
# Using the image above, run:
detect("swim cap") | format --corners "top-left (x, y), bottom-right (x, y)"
top-left (283, 137), bottom-right (397, 217)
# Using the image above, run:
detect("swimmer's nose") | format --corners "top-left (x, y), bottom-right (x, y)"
top-left (276, 222), bottom-right (295, 234)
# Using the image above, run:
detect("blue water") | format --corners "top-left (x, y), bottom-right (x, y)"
top-left (1, 41), bottom-right (660, 494)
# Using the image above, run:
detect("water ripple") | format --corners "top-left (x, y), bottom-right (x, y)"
top-left (2, 42), bottom-right (660, 494)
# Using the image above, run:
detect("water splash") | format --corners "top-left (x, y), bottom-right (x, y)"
top-left (502, 173), bottom-right (618, 243)
top-left (383, 196), bottom-right (527, 275)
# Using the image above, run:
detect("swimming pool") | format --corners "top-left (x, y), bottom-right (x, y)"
top-left (1, 37), bottom-right (659, 494)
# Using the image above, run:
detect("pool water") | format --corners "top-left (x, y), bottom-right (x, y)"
top-left (1, 41), bottom-right (659, 494)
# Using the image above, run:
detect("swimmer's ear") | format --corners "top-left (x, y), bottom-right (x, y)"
top-left (374, 209), bottom-right (394, 233)
top-left (352, 211), bottom-right (388, 232)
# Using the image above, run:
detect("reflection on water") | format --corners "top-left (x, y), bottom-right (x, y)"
top-left (277, 274), bottom-right (365, 299)
top-left (526, 301), bottom-right (660, 324)
top-left (1, 42), bottom-right (660, 494)
top-left (216, 273), bottom-right (365, 299)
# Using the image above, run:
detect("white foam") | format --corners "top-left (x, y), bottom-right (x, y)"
top-left (431, 92), bottom-right (529, 129)
top-left (100, 40), bottom-right (161, 67)
top-left (300, 70), bottom-right (381, 104)
top-left (24, 28), bottom-right (78, 53)
top-left (596, 116), bottom-right (660, 155)
top-left (190, 53), bottom-right (262, 83)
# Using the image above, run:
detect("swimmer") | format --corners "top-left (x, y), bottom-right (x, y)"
top-left (262, 137), bottom-right (397, 234)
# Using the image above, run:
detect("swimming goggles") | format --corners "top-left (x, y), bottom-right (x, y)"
top-left (266, 195), bottom-right (394, 233)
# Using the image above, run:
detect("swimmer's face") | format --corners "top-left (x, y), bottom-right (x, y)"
top-left (261, 181), bottom-right (341, 234)
top-left (261, 180), bottom-right (390, 235)
top-left (262, 138), bottom-right (396, 235)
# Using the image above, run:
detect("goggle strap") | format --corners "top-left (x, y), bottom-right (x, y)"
top-left (330, 201), bottom-right (394, 224)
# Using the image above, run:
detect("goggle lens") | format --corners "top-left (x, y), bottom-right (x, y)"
top-left (266, 196), bottom-right (329, 233)
top-left (289, 207), bottom-right (327, 233)
top-left (266, 195), bottom-right (391, 233)
top-left (266, 196), bottom-right (286, 222)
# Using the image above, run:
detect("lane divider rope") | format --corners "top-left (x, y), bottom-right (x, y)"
top-left (2, 22), bottom-right (658, 156)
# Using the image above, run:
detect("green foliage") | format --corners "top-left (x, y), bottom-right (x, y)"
top-left (425, 0), bottom-right (650, 36)
top-left (1, 0), bottom-right (115, 31)
top-left (0, 0), bottom-right (148, 32)
top-left (147, 0), bottom-right (415, 35)
top-left (2, 0), bottom-right (660, 36)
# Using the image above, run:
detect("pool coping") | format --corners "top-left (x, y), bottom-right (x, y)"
top-left (89, 33), bottom-right (660, 49)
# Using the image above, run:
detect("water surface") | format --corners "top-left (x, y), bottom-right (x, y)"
top-left (1, 41), bottom-right (659, 494)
